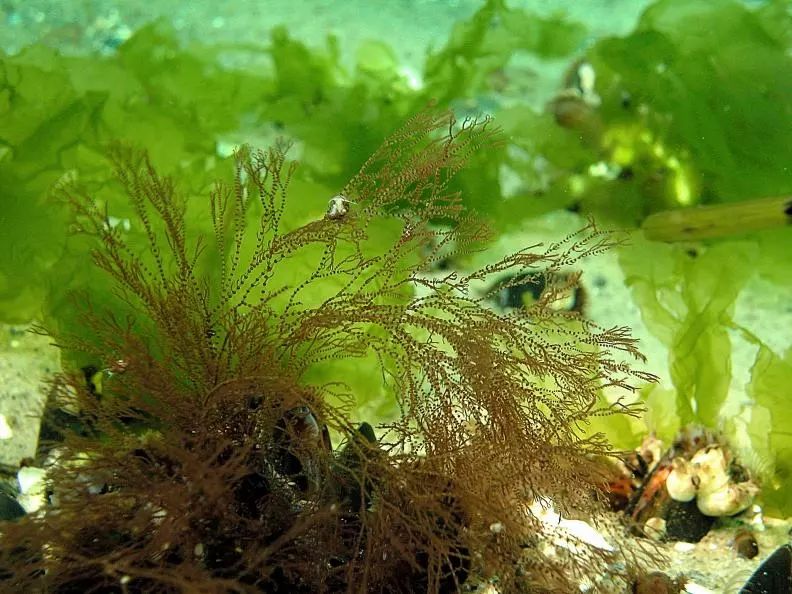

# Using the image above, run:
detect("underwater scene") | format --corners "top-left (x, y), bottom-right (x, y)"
top-left (1, 0), bottom-right (791, 592)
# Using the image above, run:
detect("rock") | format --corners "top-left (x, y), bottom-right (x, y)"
top-left (0, 324), bottom-right (59, 471)
top-left (740, 544), bottom-right (792, 594)
top-left (0, 490), bottom-right (25, 521)
top-left (664, 499), bottom-right (715, 543)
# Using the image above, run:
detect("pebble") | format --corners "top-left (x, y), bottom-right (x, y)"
top-left (17, 466), bottom-right (47, 512)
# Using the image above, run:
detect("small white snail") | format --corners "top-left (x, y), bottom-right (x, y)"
top-left (575, 62), bottom-right (601, 107)
top-left (696, 480), bottom-right (759, 517)
top-left (690, 446), bottom-right (729, 494)
top-left (325, 194), bottom-right (354, 220)
top-left (665, 457), bottom-right (698, 502)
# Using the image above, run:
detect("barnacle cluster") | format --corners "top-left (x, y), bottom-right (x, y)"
top-left (666, 446), bottom-right (758, 517)
top-left (622, 428), bottom-right (760, 545)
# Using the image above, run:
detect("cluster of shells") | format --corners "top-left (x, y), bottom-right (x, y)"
top-left (665, 445), bottom-right (759, 517)
top-left (617, 427), bottom-right (760, 543)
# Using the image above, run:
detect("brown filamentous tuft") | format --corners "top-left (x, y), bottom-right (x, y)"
top-left (0, 110), bottom-right (656, 593)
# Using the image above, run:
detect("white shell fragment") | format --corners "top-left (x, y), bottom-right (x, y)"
top-left (0, 414), bottom-right (12, 439)
top-left (17, 466), bottom-right (46, 495)
top-left (17, 466), bottom-right (47, 513)
top-left (644, 516), bottom-right (667, 541)
top-left (325, 194), bottom-right (353, 220)
top-left (529, 499), bottom-right (614, 553)
top-left (673, 541), bottom-right (696, 553)
top-left (684, 583), bottom-right (718, 594)
top-left (561, 519), bottom-right (615, 552)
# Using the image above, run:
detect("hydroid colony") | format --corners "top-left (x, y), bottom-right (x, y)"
top-left (0, 110), bottom-right (655, 593)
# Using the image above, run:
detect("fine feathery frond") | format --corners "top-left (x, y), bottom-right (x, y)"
top-left (3, 108), bottom-right (656, 593)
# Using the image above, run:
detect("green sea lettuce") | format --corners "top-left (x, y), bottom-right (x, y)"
top-left (748, 346), bottom-right (792, 516)
top-left (422, 0), bottom-right (586, 105)
top-left (588, 0), bottom-right (792, 207)
top-left (5, 0), bottom-right (792, 333)
top-left (620, 235), bottom-right (792, 514)
top-left (620, 237), bottom-right (757, 427)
